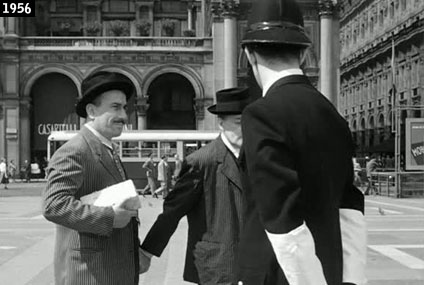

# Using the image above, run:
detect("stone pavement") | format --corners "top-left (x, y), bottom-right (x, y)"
top-left (0, 182), bottom-right (423, 284)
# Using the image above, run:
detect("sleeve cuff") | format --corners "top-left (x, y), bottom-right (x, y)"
top-left (265, 222), bottom-right (327, 285)
top-left (340, 209), bottom-right (367, 285)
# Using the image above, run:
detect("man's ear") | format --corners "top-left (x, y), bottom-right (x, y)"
top-left (217, 116), bottom-right (224, 131)
top-left (86, 103), bottom-right (96, 120)
top-left (244, 47), bottom-right (256, 66)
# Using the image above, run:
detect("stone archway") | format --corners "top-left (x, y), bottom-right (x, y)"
top-left (146, 73), bottom-right (196, 129)
top-left (30, 73), bottom-right (79, 161)
top-left (142, 64), bottom-right (205, 130)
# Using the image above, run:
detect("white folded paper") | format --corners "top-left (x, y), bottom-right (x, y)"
top-left (81, 180), bottom-right (141, 210)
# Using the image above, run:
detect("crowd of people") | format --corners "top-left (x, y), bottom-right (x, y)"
top-left (0, 157), bottom-right (48, 189)
top-left (41, 1), bottom-right (367, 284)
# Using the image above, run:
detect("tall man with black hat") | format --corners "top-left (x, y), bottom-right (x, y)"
top-left (43, 71), bottom-right (142, 284)
top-left (140, 88), bottom-right (249, 284)
top-left (238, 0), bottom-right (366, 284)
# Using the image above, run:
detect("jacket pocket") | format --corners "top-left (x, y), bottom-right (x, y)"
top-left (193, 241), bottom-right (236, 285)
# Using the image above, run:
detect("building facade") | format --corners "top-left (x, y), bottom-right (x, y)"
top-left (0, 0), bottom-right (323, 169)
top-left (339, 0), bottom-right (424, 154)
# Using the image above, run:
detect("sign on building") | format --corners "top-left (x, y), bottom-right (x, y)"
top-left (405, 118), bottom-right (424, 171)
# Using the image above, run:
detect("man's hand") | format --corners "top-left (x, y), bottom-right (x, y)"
top-left (112, 200), bottom-right (138, 228)
top-left (139, 248), bottom-right (152, 274)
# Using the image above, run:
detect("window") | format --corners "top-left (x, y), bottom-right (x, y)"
top-left (56, 0), bottom-right (78, 13)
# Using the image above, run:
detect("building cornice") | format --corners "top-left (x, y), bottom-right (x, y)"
top-left (341, 18), bottom-right (424, 74)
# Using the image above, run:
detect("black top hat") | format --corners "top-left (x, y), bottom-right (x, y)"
top-left (242, 0), bottom-right (311, 47)
top-left (207, 87), bottom-right (250, 115)
top-left (76, 71), bottom-right (135, 118)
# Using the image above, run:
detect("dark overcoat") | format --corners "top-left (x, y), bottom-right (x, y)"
top-left (239, 75), bottom-right (364, 285)
top-left (142, 136), bottom-right (243, 284)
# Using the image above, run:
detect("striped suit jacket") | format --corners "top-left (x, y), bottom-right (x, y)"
top-left (43, 126), bottom-right (139, 285)
top-left (141, 136), bottom-right (243, 284)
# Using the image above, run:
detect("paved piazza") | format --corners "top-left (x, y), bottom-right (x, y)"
top-left (0, 182), bottom-right (423, 285)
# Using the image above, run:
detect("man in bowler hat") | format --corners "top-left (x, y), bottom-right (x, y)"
top-left (43, 71), bottom-right (142, 284)
top-left (238, 0), bottom-right (366, 284)
top-left (140, 88), bottom-right (249, 284)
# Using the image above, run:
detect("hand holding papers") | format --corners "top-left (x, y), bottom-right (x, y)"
top-left (81, 179), bottom-right (141, 210)
top-left (80, 180), bottom-right (142, 229)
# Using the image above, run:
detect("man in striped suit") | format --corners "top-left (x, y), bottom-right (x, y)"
top-left (43, 71), bottom-right (141, 285)
top-left (140, 88), bottom-right (250, 284)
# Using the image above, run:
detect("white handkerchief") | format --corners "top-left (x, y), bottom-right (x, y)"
top-left (81, 180), bottom-right (141, 210)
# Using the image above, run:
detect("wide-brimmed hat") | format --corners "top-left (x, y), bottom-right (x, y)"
top-left (241, 0), bottom-right (311, 48)
top-left (207, 87), bottom-right (250, 115)
top-left (76, 71), bottom-right (135, 118)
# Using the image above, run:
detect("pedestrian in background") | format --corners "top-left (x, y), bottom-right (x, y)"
top-left (172, 153), bottom-right (182, 186)
top-left (0, 158), bottom-right (9, 189)
top-left (155, 155), bottom-right (171, 198)
top-left (239, 0), bottom-right (366, 284)
top-left (8, 160), bottom-right (17, 183)
top-left (141, 152), bottom-right (157, 197)
top-left (140, 87), bottom-right (249, 284)
top-left (42, 71), bottom-right (143, 284)
top-left (20, 160), bottom-right (31, 183)
top-left (365, 154), bottom-right (378, 195)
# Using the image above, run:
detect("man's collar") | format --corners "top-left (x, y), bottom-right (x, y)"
top-left (85, 123), bottom-right (114, 150)
top-left (262, 68), bottom-right (304, 96)
top-left (220, 133), bottom-right (240, 159)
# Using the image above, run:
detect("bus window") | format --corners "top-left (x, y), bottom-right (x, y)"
top-left (121, 141), bottom-right (140, 159)
top-left (183, 141), bottom-right (209, 157)
top-left (142, 142), bottom-right (159, 159)
top-left (159, 141), bottom-right (177, 158)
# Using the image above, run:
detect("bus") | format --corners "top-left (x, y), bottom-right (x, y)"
top-left (47, 130), bottom-right (220, 189)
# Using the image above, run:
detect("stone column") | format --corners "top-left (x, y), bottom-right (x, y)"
top-left (319, 0), bottom-right (338, 105)
top-left (194, 98), bottom-right (213, 130)
top-left (222, 1), bottom-right (238, 88)
top-left (19, 100), bottom-right (32, 165)
top-left (136, 97), bottom-right (149, 130)
top-left (187, 1), bottom-right (193, 30)
top-left (212, 3), bottom-right (225, 94)
top-left (5, 17), bottom-right (17, 35)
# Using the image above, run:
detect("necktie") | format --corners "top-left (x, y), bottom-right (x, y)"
top-left (111, 144), bottom-right (126, 181)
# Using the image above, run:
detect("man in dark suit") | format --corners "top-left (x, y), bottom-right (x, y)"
top-left (140, 88), bottom-right (250, 284)
top-left (43, 71), bottom-right (141, 284)
top-left (238, 0), bottom-right (366, 285)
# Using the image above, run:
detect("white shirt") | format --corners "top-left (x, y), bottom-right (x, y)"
top-left (220, 133), bottom-right (240, 159)
top-left (0, 162), bottom-right (6, 173)
top-left (262, 68), bottom-right (304, 97)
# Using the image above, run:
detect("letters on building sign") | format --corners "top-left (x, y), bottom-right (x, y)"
top-left (38, 124), bottom-right (78, 136)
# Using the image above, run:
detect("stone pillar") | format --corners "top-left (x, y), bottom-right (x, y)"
top-left (222, 1), bottom-right (238, 89)
top-left (187, 2), bottom-right (193, 30)
top-left (19, 100), bottom-right (31, 165)
top-left (136, 97), bottom-right (149, 130)
top-left (212, 3), bottom-right (225, 95)
top-left (194, 98), bottom-right (213, 130)
top-left (319, 0), bottom-right (338, 105)
top-left (5, 17), bottom-right (17, 35)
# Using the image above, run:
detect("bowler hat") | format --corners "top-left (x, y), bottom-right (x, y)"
top-left (76, 71), bottom-right (135, 118)
top-left (207, 87), bottom-right (250, 115)
top-left (242, 0), bottom-right (311, 48)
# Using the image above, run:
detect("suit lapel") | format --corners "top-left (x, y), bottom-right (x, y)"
top-left (216, 137), bottom-right (242, 191)
top-left (80, 127), bottom-right (123, 183)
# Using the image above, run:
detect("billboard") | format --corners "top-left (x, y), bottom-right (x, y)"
top-left (405, 118), bottom-right (424, 171)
